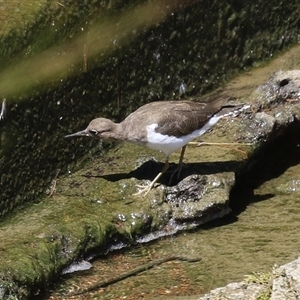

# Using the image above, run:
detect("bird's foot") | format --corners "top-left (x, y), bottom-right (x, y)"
top-left (133, 183), bottom-right (156, 197)
top-left (133, 165), bottom-right (167, 196)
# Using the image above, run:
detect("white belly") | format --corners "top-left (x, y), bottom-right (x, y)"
top-left (145, 115), bottom-right (221, 157)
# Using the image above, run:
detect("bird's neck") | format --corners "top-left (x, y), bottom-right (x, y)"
top-left (108, 122), bottom-right (127, 141)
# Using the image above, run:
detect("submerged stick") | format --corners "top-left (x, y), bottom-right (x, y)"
top-left (69, 255), bottom-right (201, 296)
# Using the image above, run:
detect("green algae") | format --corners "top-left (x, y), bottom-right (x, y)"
top-left (0, 1), bottom-right (47, 36)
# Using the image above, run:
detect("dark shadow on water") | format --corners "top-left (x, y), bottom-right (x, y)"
top-left (198, 193), bottom-right (275, 230)
top-left (229, 121), bottom-right (300, 215)
top-left (83, 159), bottom-right (243, 186)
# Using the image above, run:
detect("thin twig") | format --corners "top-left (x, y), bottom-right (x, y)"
top-left (69, 256), bottom-right (201, 296)
top-left (49, 169), bottom-right (61, 197)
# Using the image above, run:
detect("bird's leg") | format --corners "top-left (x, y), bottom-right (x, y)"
top-left (188, 141), bottom-right (251, 158)
top-left (134, 158), bottom-right (170, 196)
top-left (168, 146), bottom-right (186, 184)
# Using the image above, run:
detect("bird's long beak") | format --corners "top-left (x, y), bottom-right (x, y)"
top-left (65, 130), bottom-right (91, 138)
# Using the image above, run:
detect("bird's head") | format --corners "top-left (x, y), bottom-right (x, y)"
top-left (65, 118), bottom-right (117, 139)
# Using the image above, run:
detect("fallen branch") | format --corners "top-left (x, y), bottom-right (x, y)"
top-left (70, 255), bottom-right (201, 296)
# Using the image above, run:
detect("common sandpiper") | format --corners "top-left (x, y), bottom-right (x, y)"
top-left (66, 98), bottom-right (247, 195)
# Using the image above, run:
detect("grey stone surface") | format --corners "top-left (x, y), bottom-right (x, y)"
top-left (198, 281), bottom-right (269, 300)
top-left (271, 258), bottom-right (300, 300)
top-left (198, 257), bottom-right (300, 300)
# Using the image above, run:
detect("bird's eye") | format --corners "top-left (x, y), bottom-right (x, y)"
top-left (89, 130), bottom-right (98, 136)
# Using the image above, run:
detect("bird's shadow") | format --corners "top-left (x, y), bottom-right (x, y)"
top-left (84, 159), bottom-right (243, 186)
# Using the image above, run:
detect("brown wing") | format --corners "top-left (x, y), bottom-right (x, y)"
top-left (121, 98), bottom-right (227, 141)
top-left (155, 98), bottom-right (227, 137)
